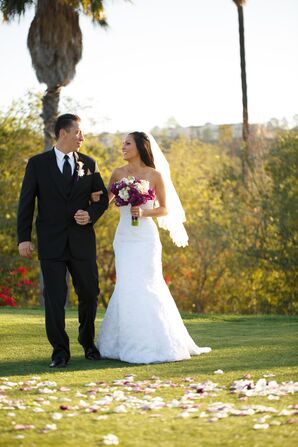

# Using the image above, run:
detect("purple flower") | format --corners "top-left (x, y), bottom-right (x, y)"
top-left (112, 176), bottom-right (155, 208)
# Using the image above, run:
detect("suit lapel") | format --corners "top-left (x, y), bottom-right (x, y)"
top-left (49, 150), bottom-right (88, 200)
top-left (48, 148), bottom-right (69, 200)
top-left (69, 152), bottom-right (81, 198)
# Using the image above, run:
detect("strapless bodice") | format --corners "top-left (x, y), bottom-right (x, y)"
top-left (115, 200), bottom-right (159, 243)
top-left (119, 199), bottom-right (154, 218)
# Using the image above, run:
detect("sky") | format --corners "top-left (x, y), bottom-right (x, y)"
top-left (0, 0), bottom-right (297, 133)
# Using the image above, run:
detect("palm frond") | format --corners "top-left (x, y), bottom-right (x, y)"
top-left (27, 0), bottom-right (82, 87)
top-left (66, 0), bottom-right (108, 26)
top-left (232, 0), bottom-right (246, 6)
top-left (0, 0), bottom-right (34, 21)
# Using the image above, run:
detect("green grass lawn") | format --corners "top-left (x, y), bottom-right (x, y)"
top-left (0, 309), bottom-right (297, 447)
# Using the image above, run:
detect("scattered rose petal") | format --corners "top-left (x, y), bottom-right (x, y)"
top-left (37, 381), bottom-right (57, 388)
top-left (79, 400), bottom-right (89, 408)
top-left (38, 388), bottom-right (56, 394)
top-left (15, 424), bottom-right (35, 430)
top-left (255, 416), bottom-right (271, 423)
top-left (33, 408), bottom-right (44, 413)
top-left (286, 418), bottom-right (297, 424)
top-left (1, 372), bottom-right (297, 435)
top-left (177, 411), bottom-right (190, 418)
top-left (76, 392), bottom-right (86, 398)
top-left (270, 420), bottom-right (281, 426)
top-left (279, 409), bottom-right (295, 416)
top-left (95, 415), bottom-right (109, 420)
top-left (208, 417), bottom-right (218, 422)
top-left (102, 433), bottom-right (119, 445)
top-left (268, 395), bottom-right (279, 400)
top-left (52, 412), bottom-right (63, 420)
top-left (113, 405), bottom-right (127, 414)
top-left (42, 423), bottom-right (57, 432)
top-left (243, 374), bottom-right (252, 379)
top-left (253, 423), bottom-right (269, 430)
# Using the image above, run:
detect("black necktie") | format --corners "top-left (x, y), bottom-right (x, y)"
top-left (63, 155), bottom-right (72, 183)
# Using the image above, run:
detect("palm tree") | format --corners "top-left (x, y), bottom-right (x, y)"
top-left (232, 0), bottom-right (249, 143)
top-left (0, 0), bottom-right (107, 149)
top-left (1, 0), bottom-right (110, 306)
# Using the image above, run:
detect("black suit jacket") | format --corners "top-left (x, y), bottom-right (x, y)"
top-left (17, 149), bottom-right (109, 260)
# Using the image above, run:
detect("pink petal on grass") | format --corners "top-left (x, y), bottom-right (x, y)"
top-left (52, 412), bottom-right (63, 420)
top-left (40, 423), bottom-right (57, 433)
top-left (15, 424), bottom-right (35, 430)
top-left (253, 423), bottom-right (269, 430)
top-left (102, 434), bottom-right (119, 445)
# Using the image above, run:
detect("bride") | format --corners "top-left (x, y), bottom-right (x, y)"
top-left (94, 131), bottom-right (211, 364)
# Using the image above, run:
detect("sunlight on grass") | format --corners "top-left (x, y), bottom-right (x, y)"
top-left (0, 309), bottom-right (297, 446)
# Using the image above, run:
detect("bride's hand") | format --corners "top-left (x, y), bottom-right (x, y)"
top-left (131, 206), bottom-right (143, 217)
top-left (90, 190), bottom-right (103, 202)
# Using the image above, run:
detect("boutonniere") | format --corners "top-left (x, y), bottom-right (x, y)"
top-left (76, 161), bottom-right (85, 178)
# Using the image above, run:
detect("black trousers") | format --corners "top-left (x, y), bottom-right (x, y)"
top-left (40, 252), bottom-right (99, 361)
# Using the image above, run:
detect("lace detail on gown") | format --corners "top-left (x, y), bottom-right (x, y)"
top-left (96, 200), bottom-right (211, 364)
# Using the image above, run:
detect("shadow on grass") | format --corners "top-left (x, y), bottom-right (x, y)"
top-left (2, 346), bottom-right (297, 379)
top-left (1, 309), bottom-right (297, 379)
top-left (0, 357), bottom-right (138, 377)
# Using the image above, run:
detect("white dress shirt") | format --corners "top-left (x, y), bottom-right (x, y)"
top-left (54, 147), bottom-right (75, 175)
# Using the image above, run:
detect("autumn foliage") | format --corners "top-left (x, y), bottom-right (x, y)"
top-left (0, 95), bottom-right (297, 313)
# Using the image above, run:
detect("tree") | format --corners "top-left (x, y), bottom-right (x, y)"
top-left (232, 0), bottom-right (249, 143)
top-left (252, 132), bottom-right (298, 313)
top-left (0, 0), bottom-right (108, 150)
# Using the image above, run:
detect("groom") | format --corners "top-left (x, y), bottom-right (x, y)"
top-left (17, 113), bottom-right (109, 367)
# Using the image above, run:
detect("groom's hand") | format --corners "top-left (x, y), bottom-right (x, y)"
top-left (74, 210), bottom-right (91, 225)
top-left (19, 241), bottom-right (33, 258)
top-left (90, 190), bottom-right (103, 202)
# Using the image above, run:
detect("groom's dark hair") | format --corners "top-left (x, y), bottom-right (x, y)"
top-left (54, 114), bottom-right (81, 139)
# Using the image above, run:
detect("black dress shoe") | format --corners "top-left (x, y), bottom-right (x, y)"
top-left (49, 357), bottom-right (68, 368)
top-left (84, 345), bottom-right (101, 361)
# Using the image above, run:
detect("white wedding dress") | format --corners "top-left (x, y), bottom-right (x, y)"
top-left (96, 200), bottom-right (211, 364)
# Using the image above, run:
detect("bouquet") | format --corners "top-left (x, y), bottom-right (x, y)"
top-left (111, 176), bottom-right (155, 226)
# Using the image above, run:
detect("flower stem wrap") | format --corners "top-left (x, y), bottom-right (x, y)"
top-left (111, 176), bottom-right (155, 227)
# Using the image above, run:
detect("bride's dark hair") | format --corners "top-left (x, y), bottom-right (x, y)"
top-left (129, 132), bottom-right (155, 168)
